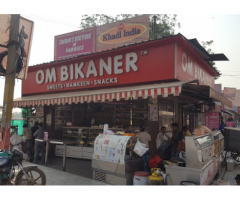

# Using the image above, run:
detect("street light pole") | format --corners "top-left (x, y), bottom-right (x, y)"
top-left (0, 14), bottom-right (20, 150)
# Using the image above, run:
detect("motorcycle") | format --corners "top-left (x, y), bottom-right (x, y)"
top-left (0, 148), bottom-right (46, 185)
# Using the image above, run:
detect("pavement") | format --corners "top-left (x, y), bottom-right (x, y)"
top-left (222, 164), bottom-right (240, 185)
top-left (22, 160), bottom-right (109, 185)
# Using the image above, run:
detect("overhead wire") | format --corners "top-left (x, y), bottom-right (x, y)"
top-left (21, 14), bottom-right (80, 28)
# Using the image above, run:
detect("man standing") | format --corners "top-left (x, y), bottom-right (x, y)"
top-left (23, 124), bottom-right (33, 159)
top-left (30, 122), bottom-right (39, 161)
top-left (33, 123), bottom-right (45, 164)
top-left (170, 122), bottom-right (183, 158)
top-left (31, 122), bottom-right (39, 138)
top-left (137, 126), bottom-right (152, 173)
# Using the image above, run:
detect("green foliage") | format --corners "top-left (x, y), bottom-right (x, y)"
top-left (201, 40), bottom-right (221, 79)
top-left (79, 14), bottom-right (180, 39)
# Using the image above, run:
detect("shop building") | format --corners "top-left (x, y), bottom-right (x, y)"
top-left (12, 33), bottom-right (232, 158)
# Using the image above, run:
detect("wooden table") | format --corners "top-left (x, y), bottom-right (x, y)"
top-left (35, 139), bottom-right (79, 171)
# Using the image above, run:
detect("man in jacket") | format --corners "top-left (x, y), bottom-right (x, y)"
top-left (23, 124), bottom-right (33, 159)
top-left (33, 123), bottom-right (45, 164)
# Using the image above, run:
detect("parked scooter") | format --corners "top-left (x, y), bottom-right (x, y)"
top-left (0, 148), bottom-right (46, 185)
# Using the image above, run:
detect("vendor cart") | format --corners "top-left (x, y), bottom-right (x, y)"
top-left (92, 134), bottom-right (144, 185)
top-left (165, 130), bottom-right (224, 185)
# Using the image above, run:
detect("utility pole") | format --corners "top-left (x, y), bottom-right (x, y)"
top-left (0, 14), bottom-right (20, 150)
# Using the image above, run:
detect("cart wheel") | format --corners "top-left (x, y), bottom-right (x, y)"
top-left (180, 181), bottom-right (198, 185)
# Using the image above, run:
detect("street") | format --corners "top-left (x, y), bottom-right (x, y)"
top-left (22, 161), bottom-right (109, 185)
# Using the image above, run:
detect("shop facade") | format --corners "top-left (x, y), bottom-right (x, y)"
top-left (12, 33), bottom-right (232, 157)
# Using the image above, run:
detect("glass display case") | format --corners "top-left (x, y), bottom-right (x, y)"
top-left (57, 127), bottom-right (123, 159)
top-left (132, 99), bottom-right (148, 127)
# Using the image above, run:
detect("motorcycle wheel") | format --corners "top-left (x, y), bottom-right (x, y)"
top-left (15, 168), bottom-right (46, 185)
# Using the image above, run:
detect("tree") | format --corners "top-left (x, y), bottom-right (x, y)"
top-left (201, 40), bottom-right (221, 79)
top-left (79, 14), bottom-right (181, 39)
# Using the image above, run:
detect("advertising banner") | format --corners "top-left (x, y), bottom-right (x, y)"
top-left (96, 15), bottom-right (149, 52)
top-left (0, 15), bottom-right (34, 80)
top-left (54, 27), bottom-right (96, 61)
top-left (223, 87), bottom-right (236, 110)
top-left (238, 106), bottom-right (240, 114)
top-left (22, 42), bottom-right (175, 95)
top-left (205, 110), bottom-right (219, 131)
top-left (214, 84), bottom-right (222, 94)
top-left (176, 43), bottom-right (215, 88)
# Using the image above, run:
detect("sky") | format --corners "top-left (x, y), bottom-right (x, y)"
top-left (1, 1), bottom-right (240, 107)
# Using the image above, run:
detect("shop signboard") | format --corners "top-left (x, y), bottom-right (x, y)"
top-left (54, 27), bottom-right (96, 61)
top-left (0, 15), bottom-right (34, 80)
top-left (22, 42), bottom-right (176, 95)
top-left (176, 44), bottom-right (215, 88)
top-left (235, 90), bottom-right (240, 107)
top-left (226, 121), bottom-right (233, 127)
top-left (223, 87), bottom-right (236, 110)
top-left (96, 15), bottom-right (149, 52)
top-left (214, 84), bottom-right (222, 94)
top-left (205, 110), bottom-right (219, 130)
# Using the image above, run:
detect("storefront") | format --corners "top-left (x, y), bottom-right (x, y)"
top-left (11, 33), bottom-right (232, 184)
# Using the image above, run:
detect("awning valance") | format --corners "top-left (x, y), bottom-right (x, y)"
top-left (182, 84), bottom-right (233, 108)
top-left (13, 81), bottom-right (192, 108)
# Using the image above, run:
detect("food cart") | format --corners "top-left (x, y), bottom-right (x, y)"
top-left (165, 130), bottom-right (224, 185)
top-left (92, 134), bottom-right (144, 185)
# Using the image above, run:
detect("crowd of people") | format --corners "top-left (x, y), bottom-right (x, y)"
top-left (123, 122), bottom-right (191, 173)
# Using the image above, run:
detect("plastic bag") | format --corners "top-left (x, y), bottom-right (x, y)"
top-left (10, 133), bottom-right (22, 145)
top-left (133, 139), bottom-right (148, 157)
top-left (21, 136), bottom-right (27, 142)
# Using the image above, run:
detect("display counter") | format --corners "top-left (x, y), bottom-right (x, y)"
top-left (166, 131), bottom-right (224, 185)
top-left (92, 134), bottom-right (144, 185)
top-left (55, 127), bottom-right (122, 160)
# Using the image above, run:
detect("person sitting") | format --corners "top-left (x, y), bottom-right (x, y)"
top-left (235, 174), bottom-right (240, 185)
top-left (156, 126), bottom-right (171, 160)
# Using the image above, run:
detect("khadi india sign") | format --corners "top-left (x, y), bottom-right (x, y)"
top-left (96, 15), bottom-right (149, 51)
top-left (22, 42), bottom-right (175, 95)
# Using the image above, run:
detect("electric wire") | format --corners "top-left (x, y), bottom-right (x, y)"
top-left (21, 14), bottom-right (79, 28)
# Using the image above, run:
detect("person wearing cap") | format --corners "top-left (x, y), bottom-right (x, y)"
top-left (235, 174), bottom-right (240, 185)
top-left (23, 124), bottom-right (33, 159)
top-left (170, 122), bottom-right (183, 158)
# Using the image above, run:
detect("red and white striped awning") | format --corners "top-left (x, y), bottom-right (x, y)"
top-left (13, 81), bottom-right (191, 108)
